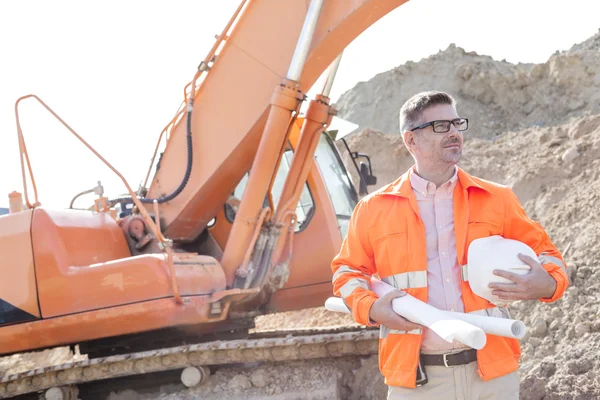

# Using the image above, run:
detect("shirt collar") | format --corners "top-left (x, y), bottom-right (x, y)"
top-left (376, 166), bottom-right (491, 198)
top-left (409, 166), bottom-right (458, 196)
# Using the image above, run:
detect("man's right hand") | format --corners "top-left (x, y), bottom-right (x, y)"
top-left (369, 290), bottom-right (424, 331)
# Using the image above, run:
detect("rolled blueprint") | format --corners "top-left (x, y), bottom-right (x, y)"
top-left (325, 297), bottom-right (352, 314)
top-left (326, 278), bottom-right (526, 344)
top-left (445, 310), bottom-right (526, 339)
top-left (370, 278), bottom-right (486, 350)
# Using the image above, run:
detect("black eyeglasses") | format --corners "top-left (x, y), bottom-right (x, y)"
top-left (411, 118), bottom-right (468, 133)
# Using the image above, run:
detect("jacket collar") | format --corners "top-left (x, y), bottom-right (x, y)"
top-left (376, 166), bottom-right (491, 198)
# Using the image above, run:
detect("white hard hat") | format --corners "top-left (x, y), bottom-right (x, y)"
top-left (466, 235), bottom-right (537, 306)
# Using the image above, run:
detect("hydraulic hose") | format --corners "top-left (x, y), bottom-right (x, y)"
top-left (109, 99), bottom-right (194, 207)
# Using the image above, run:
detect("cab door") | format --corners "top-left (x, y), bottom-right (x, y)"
top-left (266, 129), bottom-right (359, 312)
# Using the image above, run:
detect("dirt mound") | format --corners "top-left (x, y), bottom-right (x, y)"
top-left (108, 358), bottom-right (369, 400)
top-left (568, 28), bottom-right (600, 54)
top-left (334, 35), bottom-right (600, 139)
top-left (0, 346), bottom-right (85, 377)
top-left (462, 113), bottom-right (600, 399)
top-left (253, 304), bottom-right (358, 332)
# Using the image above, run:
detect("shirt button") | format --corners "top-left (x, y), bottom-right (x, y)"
top-left (441, 252), bottom-right (446, 256)
top-left (446, 278), bottom-right (450, 283)
top-left (451, 308), bottom-right (455, 312)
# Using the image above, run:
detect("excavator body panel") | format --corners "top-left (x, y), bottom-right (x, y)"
top-left (0, 211), bottom-right (40, 326)
top-left (0, 208), bottom-right (231, 354)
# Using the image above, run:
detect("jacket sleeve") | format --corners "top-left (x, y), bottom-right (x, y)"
top-left (331, 198), bottom-right (379, 326)
top-left (502, 187), bottom-right (569, 302)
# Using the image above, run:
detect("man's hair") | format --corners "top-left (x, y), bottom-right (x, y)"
top-left (398, 90), bottom-right (456, 134)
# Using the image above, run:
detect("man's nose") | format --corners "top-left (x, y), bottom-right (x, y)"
top-left (447, 125), bottom-right (461, 138)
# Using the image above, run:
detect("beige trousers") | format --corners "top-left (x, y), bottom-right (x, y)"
top-left (387, 362), bottom-right (519, 400)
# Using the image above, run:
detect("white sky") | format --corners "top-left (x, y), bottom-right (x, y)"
top-left (1, 0), bottom-right (598, 208)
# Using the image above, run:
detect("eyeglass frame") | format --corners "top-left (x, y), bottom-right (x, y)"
top-left (410, 118), bottom-right (469, 133)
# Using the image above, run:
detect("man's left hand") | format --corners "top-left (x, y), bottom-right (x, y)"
top-left (489, 254), bottom-right (557, 300)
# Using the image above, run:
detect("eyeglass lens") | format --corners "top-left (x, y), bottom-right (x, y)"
top-left (433, 119), bottom-right (467, 133)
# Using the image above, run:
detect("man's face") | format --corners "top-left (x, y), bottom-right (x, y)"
top-left (405, 104), bottom-right (464, 166)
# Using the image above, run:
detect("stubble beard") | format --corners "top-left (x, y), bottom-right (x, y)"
top-left (440, 147), bottom-right (461, 165)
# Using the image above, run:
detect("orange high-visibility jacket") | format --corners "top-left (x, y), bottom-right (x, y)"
top-left (331, 167), bottom-right (568, 388)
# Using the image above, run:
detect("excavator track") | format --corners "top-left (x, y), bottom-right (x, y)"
top-left (0, 326), bottom-right (378, 398)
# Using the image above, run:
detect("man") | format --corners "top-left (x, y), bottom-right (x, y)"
top-left (331, 91), bottom-right (568, 399)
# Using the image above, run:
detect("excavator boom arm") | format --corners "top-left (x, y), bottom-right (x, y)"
top-left (146, 0), bottom-right (408, 241)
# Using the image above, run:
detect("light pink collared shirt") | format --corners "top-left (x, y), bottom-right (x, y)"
top-left (410, 166), bottom-right (468, 352)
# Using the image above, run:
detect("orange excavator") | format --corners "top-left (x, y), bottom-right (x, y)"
top-left (1, 0), bottom-right (406, 397)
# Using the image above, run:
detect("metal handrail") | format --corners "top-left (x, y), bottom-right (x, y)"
top-left (13, 95), bottom-right (168, 245)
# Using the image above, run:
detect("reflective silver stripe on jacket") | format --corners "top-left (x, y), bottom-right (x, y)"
top-left (380, 325), bottom-right (422, 338)
top-left (339, 277), bottom-right (370, 298)
top-left (461, 264), bottom-right (469, 281)
top-left (378, 272), bottom-right (427, 338)
top-left (332, 265), bottom-right (364, 284)
top-left (461, 251), bottom-right (566, 282)
top-left (539, 252), bottom-right (567, 274)
top-left (382, 271), bottom-right (428, 290)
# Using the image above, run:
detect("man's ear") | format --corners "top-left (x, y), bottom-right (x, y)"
top-left (403, 130), bottom-right (416, 153)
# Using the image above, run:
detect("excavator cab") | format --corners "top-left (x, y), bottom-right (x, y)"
top-left (211, 116), bottom-right (365, 313)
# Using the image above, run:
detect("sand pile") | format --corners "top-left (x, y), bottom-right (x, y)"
top-left (334, 30), bottom-right (600, 139)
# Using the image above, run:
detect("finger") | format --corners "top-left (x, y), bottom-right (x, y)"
top-left (383, 289), bottom-right (407, 302)
top-left (489, 282), bottom-right (523, 292)
top-left (493, 269), bottom-right (524, 283)
top-left (518, 253), bottom-right (541, 269)
top-left (492, 289), bottom-right (523, 298)
top-left (494, 291), bottom-right (526, 301)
